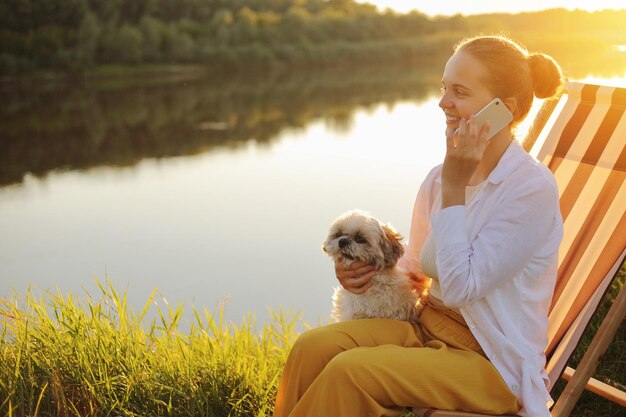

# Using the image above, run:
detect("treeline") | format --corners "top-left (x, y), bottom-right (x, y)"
top-left (0, 0), bottom-right (440, 73)
top-left (1, 0), bottom-right (625, 74)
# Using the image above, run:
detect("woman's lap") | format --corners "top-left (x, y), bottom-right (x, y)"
top-left (274, 316), bottom-right (519, 417)
top-left (296, 318), bottom-right (425, 351)
top-left (318, 342), bottom-right (518, 413)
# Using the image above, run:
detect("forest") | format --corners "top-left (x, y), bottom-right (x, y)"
top-left (1, 0), bottom-right (626, 75)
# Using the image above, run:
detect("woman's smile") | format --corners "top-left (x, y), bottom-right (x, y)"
top-left (445, 114), bottom-right (462, 126)
top-left (446, 114), bottom-right (461, 124)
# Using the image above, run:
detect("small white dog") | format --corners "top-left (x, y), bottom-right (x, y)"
top-left (322, 210), bottom-right (420, 322)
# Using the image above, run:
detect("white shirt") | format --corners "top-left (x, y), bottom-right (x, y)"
top-left (419, 181), bottom-right (485, 300)
top-left (399, 140), bottom-right (563, 417)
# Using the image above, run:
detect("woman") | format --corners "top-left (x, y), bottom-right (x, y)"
top-left (273, 35), bottom-right (564, 417)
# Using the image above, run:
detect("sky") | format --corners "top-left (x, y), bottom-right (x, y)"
top-left (354, 0), bottom-right (626, 16)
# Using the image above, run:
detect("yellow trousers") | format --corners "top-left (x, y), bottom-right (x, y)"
top-left (273, 305), bottom-right (520, 417)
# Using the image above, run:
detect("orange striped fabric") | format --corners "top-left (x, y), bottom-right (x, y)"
top-left (531, 82), bottom-right (626, 381)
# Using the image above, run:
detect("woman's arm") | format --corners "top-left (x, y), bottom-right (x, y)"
top-left (432, 175), bottom-right (560, 308)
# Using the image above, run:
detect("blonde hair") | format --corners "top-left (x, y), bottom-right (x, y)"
top-left (455, 35), bottom-right (564, 125)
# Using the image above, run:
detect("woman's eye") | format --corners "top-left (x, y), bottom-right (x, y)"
top-left (441, 86), bottom-right (466, 97)
top-left (355, 236), bottom-right (367, 244)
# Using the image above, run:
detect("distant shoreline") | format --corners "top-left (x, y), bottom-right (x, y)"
top-left (2, 35), bottom-right (626, 87)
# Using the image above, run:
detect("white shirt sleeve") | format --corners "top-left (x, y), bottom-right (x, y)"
top-left (398, 167), bottom-right (438, 274)
top-left (431, 175), bottom-right (560, 308)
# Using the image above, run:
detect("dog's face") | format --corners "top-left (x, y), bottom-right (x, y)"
top-left (322, 210), bottom-right (404, 269)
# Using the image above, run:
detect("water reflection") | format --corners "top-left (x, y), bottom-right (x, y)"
top-left (0, 65), bottom-right (442, 186)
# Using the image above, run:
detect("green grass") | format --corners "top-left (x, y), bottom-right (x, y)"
top-left (1, 272), bottom-right (624, 417)
top-left (0, 281), bottom-right (299, 416)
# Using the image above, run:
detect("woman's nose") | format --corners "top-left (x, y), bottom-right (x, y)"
top-left (439, 93), bottom-right (452, 110)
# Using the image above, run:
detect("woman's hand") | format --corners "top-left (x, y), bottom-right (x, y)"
top-left (335, 260), bottom-right (377, 294)
top-left (441, 115), bottom-right (491, 207)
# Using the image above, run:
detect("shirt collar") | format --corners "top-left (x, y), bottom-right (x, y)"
top-left (435, 139), bottom-right (527, 185)
top-left (486, 139), bottom-right (527, 184)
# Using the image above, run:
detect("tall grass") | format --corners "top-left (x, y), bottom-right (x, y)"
top-left (0, 281), bottom-right (299, 417)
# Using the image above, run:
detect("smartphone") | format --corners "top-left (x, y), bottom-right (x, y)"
top-left (474, 98), bottom-right (513, 141)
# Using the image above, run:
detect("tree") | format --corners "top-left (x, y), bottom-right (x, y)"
top-left (161, 24), bottom-right (194, 62)
top-left (88, 0), bottom-right (122, 26)
top-left (99, 24), bottom-right (143, 64)
top-left (116, 25), bottom-right (143, 63)
top-left (75, 11), bottom-right (100, 67)
top-left (139, 16), bottom-right (164, 61)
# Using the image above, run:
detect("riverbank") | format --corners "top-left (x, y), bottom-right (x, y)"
top-left (2, 30), bottom-right (626, 93)
top-left (0, 64), bottom-right (217, 92)
top-left (1, 273), bottom-right (623, 416)
top-left (0, 280), bottom-right (297, 416)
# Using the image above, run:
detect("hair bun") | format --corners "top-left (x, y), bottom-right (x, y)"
top-left (528, 53), bottom-right (564, 99)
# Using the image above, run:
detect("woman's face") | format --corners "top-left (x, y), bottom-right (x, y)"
top-left (439, 50), bottom-right (496, 139)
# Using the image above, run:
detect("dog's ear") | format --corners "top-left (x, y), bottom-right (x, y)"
top-left (381, 224), bottom-right (404, 267)
top-left (321, 236), bottom-right (331, 254)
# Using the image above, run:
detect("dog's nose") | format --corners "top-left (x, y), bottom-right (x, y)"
top-left (338, 237), bottom-right (350, 248)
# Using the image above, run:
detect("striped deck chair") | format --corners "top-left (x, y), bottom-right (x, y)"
top-left (415, 81), bottom-right (626, 417)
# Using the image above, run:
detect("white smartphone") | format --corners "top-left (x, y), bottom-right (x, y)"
top-left (474, 98), bottom-right (513, 140)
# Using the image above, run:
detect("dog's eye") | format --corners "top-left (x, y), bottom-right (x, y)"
top-left (354, 235), bottom-right (367, 244)
top-left (334, 232), bottom-right (343, 239)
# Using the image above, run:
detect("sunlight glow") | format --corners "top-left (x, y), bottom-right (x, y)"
top-left (576, 74), bottom-right (626, 88)
top-left (356, 0), bottom-right (626, 16)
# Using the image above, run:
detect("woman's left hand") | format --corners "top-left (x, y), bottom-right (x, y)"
top-left (441, 116), bottom-right (490, 207)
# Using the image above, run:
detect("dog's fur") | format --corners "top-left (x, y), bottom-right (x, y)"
top-left (322, 210), bottom-right (420, 322)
